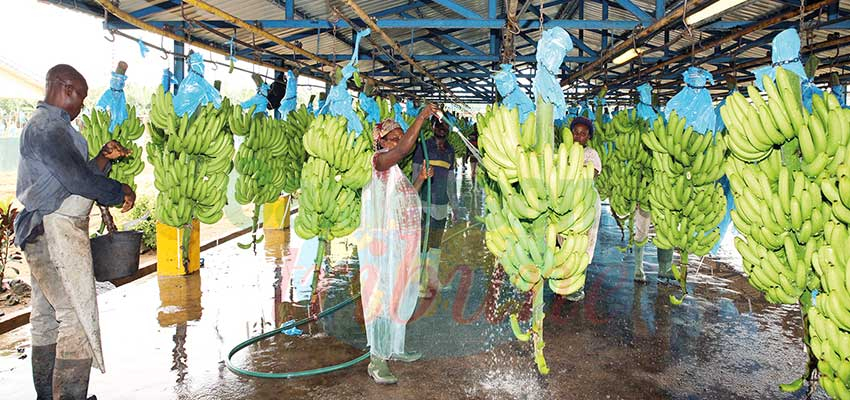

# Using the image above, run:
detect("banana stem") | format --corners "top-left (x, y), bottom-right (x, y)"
top-left (251, 203), bottom-right (261, 254)
top-left (799, 295), bottom-right (820, 395)
top-left (531, 283), bottom-right (549, 374)
top-left (181, 223), bottom-right (192, 274)
top-left (309, 238), bottom-right (327, 315)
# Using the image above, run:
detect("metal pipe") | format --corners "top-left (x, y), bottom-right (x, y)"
top-left (559, 0), bottom-right (715, 87)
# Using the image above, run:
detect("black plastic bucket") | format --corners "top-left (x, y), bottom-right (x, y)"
top-left (90, 231), bottom-right (143, 282)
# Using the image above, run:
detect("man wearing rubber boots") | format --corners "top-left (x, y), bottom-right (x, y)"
top-left (411, 118), bottom-right (460, 299)
top-left (631, 206), bottom-right (676, 284)
top-left (16, 64), bottom-right (135, 400)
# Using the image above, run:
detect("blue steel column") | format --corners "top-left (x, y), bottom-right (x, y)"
top-left (173, 40), bottom-right (185, 93)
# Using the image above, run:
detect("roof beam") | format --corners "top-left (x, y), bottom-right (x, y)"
top-left (427, 0), bottom-right (482, 19)
top-left (107, 18), bottom-right (642, 30)
top-left (612, 0), bottom-right (654, 23)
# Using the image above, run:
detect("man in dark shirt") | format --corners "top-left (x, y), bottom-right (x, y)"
top-left (411, 119), bottom-right (459, 298)
top-left (17, 64), bottom-right (135, 400)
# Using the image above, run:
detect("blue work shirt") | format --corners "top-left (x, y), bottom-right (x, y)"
top-left (14, 102), bottom-right (124, 249)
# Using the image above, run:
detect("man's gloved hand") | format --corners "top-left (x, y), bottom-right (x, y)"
top-left (100, 140), bottom-right (131, 160)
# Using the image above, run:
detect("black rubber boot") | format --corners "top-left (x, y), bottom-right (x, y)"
top-left (31, 344), bottom-right (56, 400)
top-left (53, 358), bottom-right (92, 400)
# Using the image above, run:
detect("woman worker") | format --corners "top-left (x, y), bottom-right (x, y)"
top-left (563, 116), bottom-right (602, 302)
top-left (357, 103), bottom-right (439, 384)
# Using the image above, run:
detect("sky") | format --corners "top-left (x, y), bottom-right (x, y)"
top-left (0, 0), bottom-right (322, 99)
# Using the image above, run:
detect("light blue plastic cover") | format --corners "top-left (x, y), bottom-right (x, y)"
top-left (241, 82), bottom-right (270, 116)
top-left (137, 39), bottom-right (148, 58)
top-left (318, 29), bottom-right (371, 135)
top-left (393, 102), bottom-right (409, 131)
top-left (173, 52), bottom-right (222, 116)
top-left (94, 72), bottom-right (128, 132)
top-left (277, 70), bottom-right (298, 120)
top-left (713, 89), bottom-right (735, 133)
top-left (494, 63), bottom-right (535, 122)
top-left (532, 27), bottom-right (573, 121)
top-left (636, 83), bottom-right (657, 126)
top-left (359, 93), bottom-right (380, 124)
top-left (664, 67), bottom-right (716, 134)
top-left (161, 68), bottom-right (176, 94)
top-left (833, 84), bottom-right (847, 107)
top-left (405, 99), bottom-right (419, 118)
top-left (751, 28), bottom-right (822, 112)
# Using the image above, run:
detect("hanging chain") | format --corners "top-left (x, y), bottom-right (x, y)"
top-left (539, 0), bottom-right (545, 36)
top-left (332, 23), bottom-right (337, 64)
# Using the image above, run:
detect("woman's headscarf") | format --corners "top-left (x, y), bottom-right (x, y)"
top-left (373, 119), bottom-right (401, 149)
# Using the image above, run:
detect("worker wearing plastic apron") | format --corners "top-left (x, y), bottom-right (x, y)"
top-left (15, 65), bottom-right (136, 400)
top-left (359, 104), bottom-right (439, 384)
top-left (632, 206), bottom-right (676, 284)
top-left (562, 117), bottom-right (602, 302)
top-left (411, 118), bottom-right (460, 299)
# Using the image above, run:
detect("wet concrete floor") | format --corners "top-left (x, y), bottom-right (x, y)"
top-left (0, 174), bottom-right (828, 399)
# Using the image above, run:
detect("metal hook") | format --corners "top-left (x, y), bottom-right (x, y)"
top-left (160, 36), bottom-right (169, 60)
top-left (104, 29), bottom-right (115, 42)
top-left (210, 51), bottom-right (218, 70)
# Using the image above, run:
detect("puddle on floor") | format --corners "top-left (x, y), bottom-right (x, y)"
top-left (0, 172), bottom-right (825, 399)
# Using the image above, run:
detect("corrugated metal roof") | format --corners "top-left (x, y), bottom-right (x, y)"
top-left (40, 0), bottom-right (850, 102)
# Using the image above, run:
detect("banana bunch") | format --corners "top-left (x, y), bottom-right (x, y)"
top-left (798, 93), bottom-right (850, 183)
top-left (80, 107), bottom-right (145, 190)
top-left (234, 116), bottom-right (289, 206)
top-left (645, 112), bottom-right (727, 302)
top-left (294, 114), bottom-right (373, 241)
top-left (147, 87), bottom-right (234, 227)
top-left (478, 102), bottom-right (598, 375)
top-left (279, 105), bottom-right (312, 194)
top-left (807, 307), bottom-right (850, 399)
top-left (720, 67), bottom-right (806, 162)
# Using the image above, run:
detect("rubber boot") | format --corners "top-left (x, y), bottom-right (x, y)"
top-left (566, 289), bottom-right (586, 302)
top-left (427, 248), bottom-right (442, 292)
top-left (391, 351), bottom-right (423, 363)
top-left (53, 358), bottom-right (92, 400)
top-left (633, 244), bottom-right (647, 283)
top-left (31, 344), bottom-right (56, 400)
top-left (418, 252), bottom-right (429, 298)
top-left (657, 248), bottom-right (675, 285)
top-left (367, 355), bottom-right (398, 384)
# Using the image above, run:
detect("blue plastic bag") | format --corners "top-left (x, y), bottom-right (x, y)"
top-left (393, 102), bottom-right (409, 131)
top-left (711, 175), bottom-right (736, 255)
top-left (161, 68), bottom-right (176, 93)
top-left (137, 39), bottom-right (148, 58)
top-left (713, 89), bottom-right (735, 133)
top-left (241, 82), bottom-right (270, 116)
top-left (664, 67), bottom-right (716, 134)
top-left (635, 83), bottom-right (657, 126)
top-left (359, 93), bottom-right (381, 124)
top-left (173, 52), bottom-right (222, 116)
top-left (277, 70), bottom-right (298, 120)
top-left (751, 29), bottom-right (822, 112)
top-left (94, 72), bottom-right (128, 133)
top-left (833, 84), bottom-right (847, 108)
top-left (318, 29), bottom-right (370, 135)
top-left (494, 64), bottom-right (535, 122)
top-left (405, 99), bottom-right (419, 118)
top-left (533, 27), bottom-right (573, 121)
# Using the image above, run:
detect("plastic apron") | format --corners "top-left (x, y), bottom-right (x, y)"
top-left (356, 150), bottom-right (422, 359)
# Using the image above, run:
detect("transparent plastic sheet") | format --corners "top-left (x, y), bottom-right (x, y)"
top-left (277, 71), bottom-right (298, 120)
top-left (394, 102), bottom-right (409, 131)
top-left (494, 63), bottom-right (535, 122)
top-left (241, 82), bottom-right (270, 116)
top-left (664, 67), bottom-right (716, 134)
top-left (359, 93), bottom-right (381, 124)
top-left (355, 153), bottom-right (421, 359)
top-left (94, 72), bottom-right (128, 132)
top-left (532, 27), bottom-right (574, 120)
top-left (172, 52), bottom-right (222, 116)
top-left (318, 29), bottom-right (370, 135)
top-left (636, 83), bottom-right (657, 126)
top-left (751, 28), bottom-right (822, 112)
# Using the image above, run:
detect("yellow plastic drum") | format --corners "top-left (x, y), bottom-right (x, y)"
top-left (156, 219), bottom-right (200, 276)
top-left (263, 194), bottom-right (291, 229)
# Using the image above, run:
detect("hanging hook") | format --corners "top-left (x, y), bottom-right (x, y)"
top-left (210, 50), bottom-right (218, 70)
top-left (160, 36), bottom-right (169, 60)
top-left (104, 29), bottom-right (116, 42)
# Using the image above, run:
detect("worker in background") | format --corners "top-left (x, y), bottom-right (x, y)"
top-left (632, 207), bottom-right (675, 284)
top-left (15, 64), bottom-right (135, 400)
top-left (464, 125), bottom-right (479, 180)
top-left (563, 116), bottom-right (602, 302)
top-left (411, 118), bottom-right (460, 299)
top-left (358, 104), bottom-right (439, 384)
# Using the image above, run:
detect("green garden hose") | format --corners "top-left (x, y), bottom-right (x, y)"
top-left (225, 294), bottom-right (369, 379)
